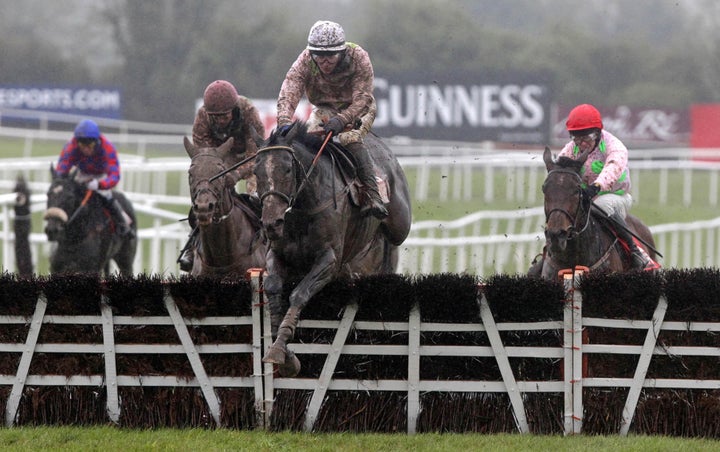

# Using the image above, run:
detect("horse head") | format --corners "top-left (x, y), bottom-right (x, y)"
top-left (185, 136), bottom-right (236, 226)
top-left (44, 165), bottom-right (86, 242)
top-left (542, 146), bottom-right (592, 254)
top-left (254, 122), bottom-right (311, 241)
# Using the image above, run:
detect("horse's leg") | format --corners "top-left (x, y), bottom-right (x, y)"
top-left (264, 248), bottom-right (338, 377)
top-left (262, 248), bottom-right (291, 365)
top-left (263, 273), bottom-right (285, 339)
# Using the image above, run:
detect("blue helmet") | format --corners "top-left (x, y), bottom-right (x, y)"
top-left (74, 119), bottom-right (101, 140)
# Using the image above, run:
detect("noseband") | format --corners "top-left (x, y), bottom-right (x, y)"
top-left (543, 168), bottom-right (591, 239)
top-left (190, 152), bottom-right (234, 223)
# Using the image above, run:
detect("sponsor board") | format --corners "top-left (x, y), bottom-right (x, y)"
top-left (0, 86), bottom-right (122, 118)
top-left (552, 104), bottom-right (690, 147)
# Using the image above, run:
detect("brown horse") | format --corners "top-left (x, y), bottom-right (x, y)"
top-left (184, 137), bottom-right (266, 278)
top-left (532, 146), bottom-right (658, 280)
top-left (255, 122), bottom-right (412, 376)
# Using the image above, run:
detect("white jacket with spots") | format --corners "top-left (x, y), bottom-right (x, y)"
top-left (558, 129), bottom-right (632, 195)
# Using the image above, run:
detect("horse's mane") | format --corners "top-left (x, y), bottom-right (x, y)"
top-left (267, 121), bottom-right (325, 152)
top-left (555, 155), bottom-right (584, 171)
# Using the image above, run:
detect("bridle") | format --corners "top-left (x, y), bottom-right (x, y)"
top-left (190, 152), bottom-right (234, 223)
top-left (44, 179), bottom-right (87, 227)
top-left (543, 168), bottom-right (591, 240)
top-left (255, 145), bottom-right (309, 211)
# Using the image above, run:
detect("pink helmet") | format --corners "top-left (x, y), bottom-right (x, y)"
top-left (566, 104), bottom-right (603, 131)
top-left (203, 80), bottom-right (238, 114)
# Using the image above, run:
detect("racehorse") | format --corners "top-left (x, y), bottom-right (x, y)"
top-left (44, 166), bottom-right (137, 276)
top-left (183, 137), bottom-right (266, 277)
top-left (254, 121), bottom-right (412, 376)
top-left (534, 146), bottom-right (657, 280)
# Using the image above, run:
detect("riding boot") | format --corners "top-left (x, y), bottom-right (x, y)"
top-left (609, 213), bottom-right (660, 271)
top-left (346, 142), bottom-right (389, 219)
top-left (177, 227), bottom-right (198, 272)
top-left (106, 197), bottom-right (134, 238)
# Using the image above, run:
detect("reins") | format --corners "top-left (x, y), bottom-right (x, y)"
top-left (544, 168), bottom-right (591, 239)
top-left (257, 132), bottom-right (341, 214)
top-left (65, 189), bottom-right (94, 226)
top-left (293, 131), bottom-right (333, 206)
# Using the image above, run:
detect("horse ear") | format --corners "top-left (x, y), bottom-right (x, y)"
top-left (183, 136), bottom-right (197, 158)
top-left (250, 126), bottom-right (264, 148)
top-left (50, 163), bottom-right (57, 179)
top-left (217, 137), bottom-right (234, 160)
top-left (543, 146), bottom-right (555, 171)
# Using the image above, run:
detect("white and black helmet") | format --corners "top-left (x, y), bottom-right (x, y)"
top-left (306, 20), bottom-right (346, 52)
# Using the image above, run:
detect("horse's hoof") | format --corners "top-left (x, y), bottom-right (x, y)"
top-left (262, 345), bottom-right (286, 365)
top-left (278, 350), bottom-right (301, 377)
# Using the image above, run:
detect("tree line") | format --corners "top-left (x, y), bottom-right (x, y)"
top-left (2, 0), bottom-right (718, 124)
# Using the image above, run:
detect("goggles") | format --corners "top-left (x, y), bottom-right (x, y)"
top-left (77, 137), bottom-right (96, 146)
top-left (570, 131), bottom-right (598, 145)
top-left (310, 51), bottom-right (341, 61)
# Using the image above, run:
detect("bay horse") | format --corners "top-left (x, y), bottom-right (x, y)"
top-left (183, 137), bottom-right (266, 278)
top-left (533, 146), bottom-right (657, 280)
top-left (44, 166), bottom-right (137, 276)
top-left (255, 121), bottom-right (412, 376)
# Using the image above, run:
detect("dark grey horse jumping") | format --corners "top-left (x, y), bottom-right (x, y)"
top-left (530, 146), bottom-right (658, 280)
top-left (255, 122), bottom-right (412, 376)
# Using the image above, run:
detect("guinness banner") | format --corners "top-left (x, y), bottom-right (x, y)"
top-left (371, 74), bottom-right (551, 144)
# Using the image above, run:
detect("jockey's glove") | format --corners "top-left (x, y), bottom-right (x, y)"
top-left (583, 183), bottom-right (601, 200)
top-left (323, 117), bottom-right (344, 135)
top-left (86, 179), bottom-right (99, 191)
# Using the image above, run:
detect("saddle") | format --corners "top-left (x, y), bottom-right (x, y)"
top-left (323, 142), bottom-right (390, 207)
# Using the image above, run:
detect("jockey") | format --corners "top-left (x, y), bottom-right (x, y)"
top-left (560, 103), bottom-right (659, 271)
top-left (177, 80), bottom-right (265, 272)
top-left (276, 20), bottom-right (388, 219)
top-left (56, 119), bottom-right (133, 237)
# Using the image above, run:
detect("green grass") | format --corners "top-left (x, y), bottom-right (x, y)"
top-left (0, 427), bottom-right (719, 451)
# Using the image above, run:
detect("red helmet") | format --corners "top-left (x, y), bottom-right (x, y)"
top-left (566, 104), bottom-right (603, 131)
top-left (203, 80), bottom-right (238, 114)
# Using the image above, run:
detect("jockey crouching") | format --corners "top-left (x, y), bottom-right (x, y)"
top-left (529, 104), bottom-right (660, 275)
top-left (177, 80), bottom-right (266, 272)
top-left (276, 19), bottom-right (388, 219)
top-left (56, 119), bottom-right (133, 238)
